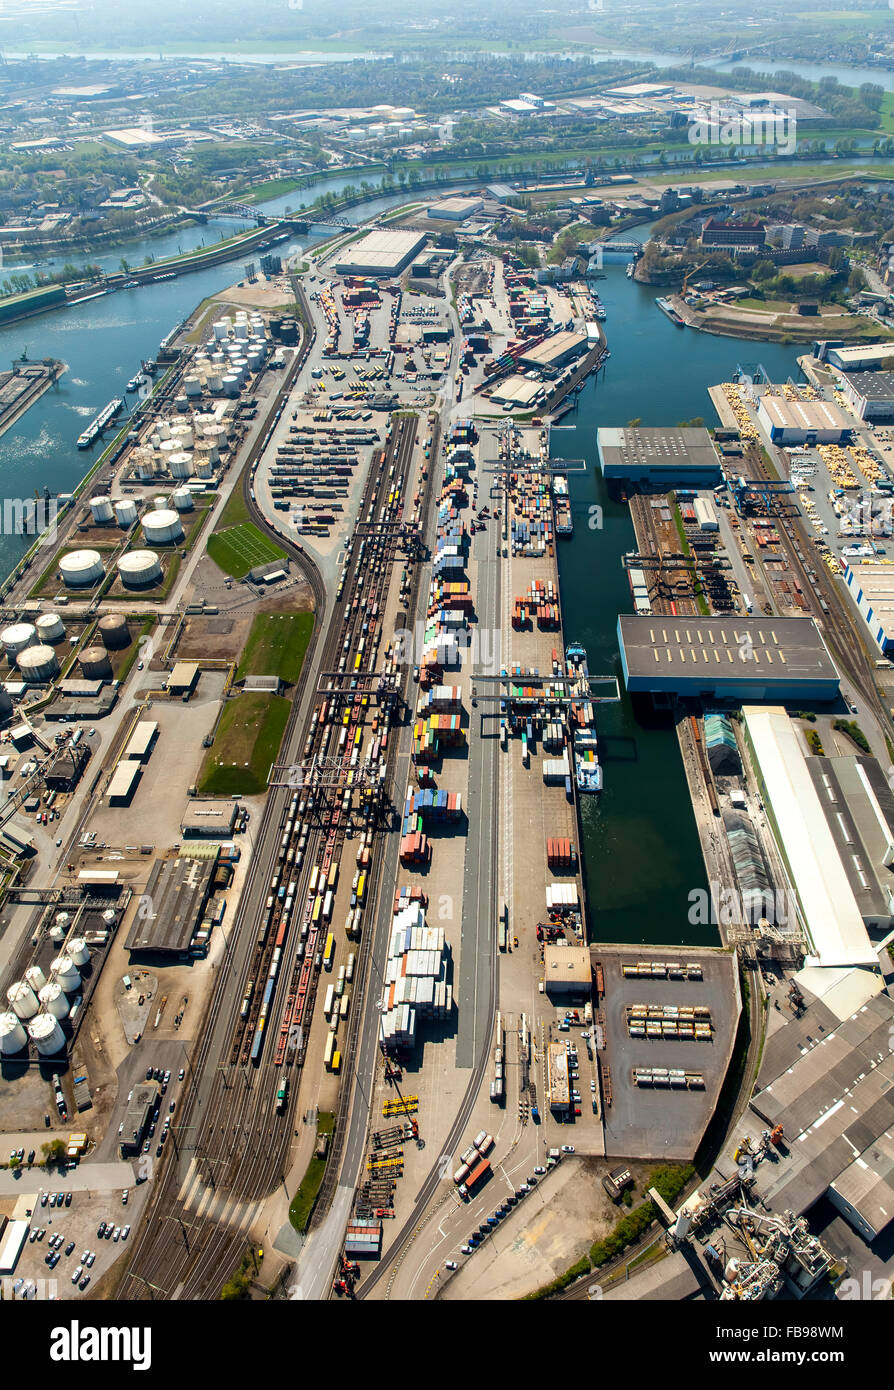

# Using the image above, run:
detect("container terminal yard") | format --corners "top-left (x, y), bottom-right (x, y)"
top-left (1, 205), bottom-right (894, 1312)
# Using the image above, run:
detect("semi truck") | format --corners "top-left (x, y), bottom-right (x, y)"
top-left (458, 1157), bottom-right (491, 1199)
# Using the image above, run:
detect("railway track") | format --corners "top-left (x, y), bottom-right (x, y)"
top-left (122, 396), bottom-right (424, 1299)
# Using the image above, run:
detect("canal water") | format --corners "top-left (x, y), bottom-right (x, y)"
top-left (552, 258), bottom-right (802, 947)
top-left (1, 193), bottom-right (802, 947)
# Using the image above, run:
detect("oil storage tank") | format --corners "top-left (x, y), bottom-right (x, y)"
top-left (117, 551), bottom-right (162, 588)
top-left (28, 1013), bottom-right (65, 1055)
top-left (0, 1012), bottom-right (27, 1054)
top-left (50, 956), bottom-right (80, 992)
top-left (67, 937), bottom-right (90, 967)
top-left (168, 453), bottom-right (194, 480)
top-left (79, 646), bottom-right (112, 680)
top-left (171, 487), bottom-right (195, 512)
top-left (89, 496), bottom-right (114, 525)
top-left (18, 645), bottom-right (58, 682)
top-left (1, 622), bottom-right (36, 660)
top-left (60, 550), bottom-right (104, 587)
top-left (24, 965), bottom-right (47, 993)
top-left (98, 613), bottom-right (130, 650)
top-left (7, 980), bottom-right (38, 1020)
top-left (115, 499), bottom-right (138, 528)
top-left (35, 613), bottom-right (65, 644)
top-left (38, 981), bottom-right (69, 1020)
top-left (142, 510), bottom-right (183, 545)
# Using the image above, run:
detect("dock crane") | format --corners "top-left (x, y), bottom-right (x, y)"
top-left (682, 261), bottom-right (712, 295)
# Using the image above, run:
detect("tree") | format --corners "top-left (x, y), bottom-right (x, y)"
top-left (41, 1139), bottom-right (65, 1165)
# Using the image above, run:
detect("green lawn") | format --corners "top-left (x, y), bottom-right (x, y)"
top-left (198, 692), bottom-right (290, 795)
top-left (236, 611), bottom-right (314, 686)
top-left (288, 1112), bottom-right (335, 1233)
top-left (206, 522), bottom-right (286, 580)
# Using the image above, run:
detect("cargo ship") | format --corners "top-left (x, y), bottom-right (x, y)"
top-left (592, 293), bottom-right (607, 321)
top-left (655, 296), bottom-right (685, 327)
top-left (626, 261), bottom-right (636, 279)
top-left (565, 643), bottom-right (602, 792)
top-left (76, 396), bottom-right (123, 449)
top-left (553, 475), bottom-right (573, 536)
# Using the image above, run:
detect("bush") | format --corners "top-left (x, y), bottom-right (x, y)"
top-left (796, 710), bottom-right (816, 722)
top-left (833, 718), bottom-right (870, 753)
top-left (524, 1255), bottom-right (591, 1299)
top-left (805, 729), bottom-right (824, 755)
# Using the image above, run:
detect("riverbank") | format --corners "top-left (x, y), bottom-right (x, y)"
top-left (672, 292), bottom-right (894, 344)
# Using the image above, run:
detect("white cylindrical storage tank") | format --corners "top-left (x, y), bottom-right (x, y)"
top-left (90, 495), bottom-right (115, 524)
top-left (171, 425), bottom-right (194, 448)
top-left (102, 908), bottom-right (116, 926)
top-left (39, 981), bottom-right (69, 1020)
top-left (18, 645), bottom-right (58, 682)
top-left (0, 1012), bottom-right (27, 1054)
top-left (7, 980), bottom-right (39, 1020)
top-left (79, 646), bottom-right (112, 680)
top-left (184, 376), bottom-right (202, 398)
top-left (175, 394), bottom-right (188, 413)
top-left (208, 374), bottom-right (223, 393)
top-left (156, 420), bottom-right (171, 441)
top-left (49, 925), bottom-right (65, 944)
top-left (142, 510), bottom-right (183, 545)
top-left (55, 911), bottom-right (70, 929)
top-left (212, 319), bottom-right (230, 341)
top-left (60, 549), bottom-right (103, 587)
top-left (172, 487), bottom-right (195, 512)
top-left (115, 498), bottom-right (138, 528)
top-left (35, 612), bottom-right (65, 644)
top-left (29, 1013), bottom-right (65, 1056)
top-left (24, 964), bottom-right (47, 993)
top-left (152, 495), bottom-right (167, 510)
top-left (158, 440), bottom-right (176, 462)
top-left (98, 613), bottom-right (130, 650)
top-left (210, 350), bottom-right (226, 366)
top-left (247, 348), bottom-right (264, 371)
top-left (168, 453), bottom-right (194, 480)
top-left (67, 937), bottom-right (90, 967)
top-left (118, 551), bottom-right (162, 588)
top-left (195, 456), bottom-right (214, 479)
top-left (234, 321), bottom-right (248, 340)
top-left (2, 622), bottom-right (36, 659)
top-left (50, 956), bottom-right (80, 992)
top-left (222, 374), bottom-right (240, 398)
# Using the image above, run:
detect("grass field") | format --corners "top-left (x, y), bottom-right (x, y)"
top-left (289, 1112), bottom-right (335, 1233)
top-left (198, 692), bottom-right (290, 796)
top-left (206, 522), bottom-right (286, 580)
top-left (236, 611), bottom-right (314, 685)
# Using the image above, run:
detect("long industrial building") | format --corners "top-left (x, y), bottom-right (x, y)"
top-left (334, 230), bottom-right (428, 278)
top-left (741, 706), bottom-right (878, 969)
top-left (124, 853), bottom-right (217, 956)
top-left (617, 615), bottom-right (841, 701)
top-left (756, 395), bottom-right (852, 444)
top-left (843, 562), bottom-right (894, 654)
top-left (518, 331), bottom-right (588, 377)
top-left (597, 427), bottom-right (723, 487)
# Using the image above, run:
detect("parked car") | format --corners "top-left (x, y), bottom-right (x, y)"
top-left (65, 1241), bottom-right (75, 1256)
top-left (561, 1144), bottom-right (575, 1154)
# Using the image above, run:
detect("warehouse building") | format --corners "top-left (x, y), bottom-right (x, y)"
top-left (107, 758), bottom-right (142, 806)
top-left (167, 661), bottom-right (199, 696)
top-left (518, 331), bottom-right (588, 377)
top-left (741, 706), bottom-right (878, 968)
top-left (124, 853), bottom-right (217, 956)
top-left (837, 370), bottom-right (894, 422)
top-left (543, 945), bottom-right (592, 1000)
top-left (742, 989), bottom-right (894, 1244)
top-left (119, 1082), bottom-right (158, 1155)
top-left (756, 395), bottom-right (852, 444)
top-left (806, 754), bottom-right (894, 929)
top-left (826, 343), bottom-right (894, 373)
top-left (123, 719), bottom-right (158, 763)
top-left (45, 743), bottom-right (90, 793)
top-left (426, 196), bottom-right (484, 221)
top-left (334, 229), bottom-right (427, 278)
top-left (843, 562), bottom-right (894, 654)
top-left (597, 427), bottom-right (723, 487)
top-left (181, 799), bottom-right (239, 838)
top-left (488, 375), bottom-right (545, 408)
top-left (617, 615), bottom-right (840, 701)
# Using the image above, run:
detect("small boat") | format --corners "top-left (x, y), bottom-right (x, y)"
top-left (626, 261), bottom-right (635, 279)
top-left (125, 374), bottom-right (144, 393)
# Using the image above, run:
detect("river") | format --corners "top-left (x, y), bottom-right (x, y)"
top-left (0, 195), bottom-right (801, 948)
